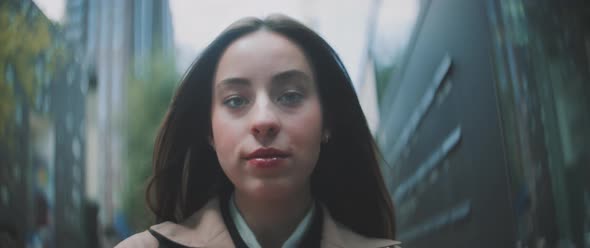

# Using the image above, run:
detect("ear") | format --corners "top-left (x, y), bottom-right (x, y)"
top-left (322, 129), bottom-right (331, 144)
top-left (208, 135), bottom-right (215, 150)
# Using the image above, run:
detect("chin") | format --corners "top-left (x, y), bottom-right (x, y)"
top-left (244, 180), bottom-right (304, 200)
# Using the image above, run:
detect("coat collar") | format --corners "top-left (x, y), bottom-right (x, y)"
top-left (150, 198), bottom-right (401, 248)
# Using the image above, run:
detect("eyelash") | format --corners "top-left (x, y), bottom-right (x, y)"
top-left (222, 91), bottom-right (304, 109)
top-left (223, 95), bottom-right (249, 109)
top-left (277, 91), bottom-right (304, 106)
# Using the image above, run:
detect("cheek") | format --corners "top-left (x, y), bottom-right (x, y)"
top-left (211, 110), bottom-right (241, 164)
top-left (286, 103), bottom-right (324, 165)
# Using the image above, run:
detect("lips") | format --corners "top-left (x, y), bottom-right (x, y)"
top-left (245, 147), bottom-right (289, 159)
top-left (245, 148), bottom-right (290, 168)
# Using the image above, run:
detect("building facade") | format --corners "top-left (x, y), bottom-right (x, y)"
top-left (373, 0), bottom-right (590, 247)
top-left (64, 0), bottom-right (175, 245)
top-left (0, 0), bottom-right (89, 247)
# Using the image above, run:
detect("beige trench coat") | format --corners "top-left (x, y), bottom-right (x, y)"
top-left (115, 198), bottom-right (401, 248)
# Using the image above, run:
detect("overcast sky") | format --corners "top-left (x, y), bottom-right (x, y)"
top-left (32, 0), bottom-right (417, 88)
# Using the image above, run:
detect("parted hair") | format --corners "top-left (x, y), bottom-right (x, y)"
top-left (146, 14), bottom-right (395, 239)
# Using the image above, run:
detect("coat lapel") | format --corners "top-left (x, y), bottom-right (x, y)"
top-left (320, 205), bottom-right (402, 248)
top-left (149, 198), bottom-right (235, 247)
top-left (148, 198), bottom-right (401, 248)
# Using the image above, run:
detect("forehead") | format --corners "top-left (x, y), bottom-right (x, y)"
top-left (214, 30), bottom-right (314, 83)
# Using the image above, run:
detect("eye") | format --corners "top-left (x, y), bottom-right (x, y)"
top-left (223, 96), bottom-right (249, 109)
top-left (277, 91), bottom-right (304, 106)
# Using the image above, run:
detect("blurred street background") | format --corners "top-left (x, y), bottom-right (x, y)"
top-left (0, 0), bottom-right (588, 247)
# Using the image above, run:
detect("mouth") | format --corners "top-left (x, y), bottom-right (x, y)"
top-left (244, 148), bottom-right (290, 168)
top-left (245, 147), bottom-right (290, 159)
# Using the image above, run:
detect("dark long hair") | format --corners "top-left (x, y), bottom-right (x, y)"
top-left (146, 14), bottom-right (395, 239)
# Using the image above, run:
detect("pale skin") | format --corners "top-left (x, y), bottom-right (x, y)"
top-left (210, 30), bottom-right (326, 247)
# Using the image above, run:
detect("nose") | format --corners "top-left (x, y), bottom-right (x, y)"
top-left (250, 98), bottom-right (281, 139)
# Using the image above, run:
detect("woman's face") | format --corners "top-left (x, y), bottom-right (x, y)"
top-left (211, 31), bottom-right (324, 199)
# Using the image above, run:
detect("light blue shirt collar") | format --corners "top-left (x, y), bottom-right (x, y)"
top-left (229, 194), bottom-right (316, 248)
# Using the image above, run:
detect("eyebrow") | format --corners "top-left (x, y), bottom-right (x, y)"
top-left (271, 69), bottom-right (313, 84)
top-left (217, 77), bottom-right (250, 88)
top-left (216, 69), bottom-right (313, 89)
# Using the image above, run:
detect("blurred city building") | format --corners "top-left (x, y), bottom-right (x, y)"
top-left (0, 0), bottom-right (88, 247)
top-left (372, 0), bottom-right (589, 247)
top-left (63, 0), bottom-right (175, 245)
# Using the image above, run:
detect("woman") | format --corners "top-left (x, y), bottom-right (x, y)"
top-left (116, 14), bottom-right (400, 248)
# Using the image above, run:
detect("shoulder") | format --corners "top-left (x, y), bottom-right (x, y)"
top-left (116, 198), bottom-right (230, 247)
top-left (114, 230), bottom-right (158, 248)
top-left (332, 223), bottom-right (401, 248)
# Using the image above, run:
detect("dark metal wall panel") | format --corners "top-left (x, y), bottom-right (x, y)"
top-left (378, 0), bottom-right (516, 246)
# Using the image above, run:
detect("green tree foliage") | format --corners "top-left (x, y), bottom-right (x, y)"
top-left (122, 56), bottom-right (179, 232)
top-left (0, 2), bottom-right (66, 141)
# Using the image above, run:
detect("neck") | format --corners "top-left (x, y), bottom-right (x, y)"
top-left (233, 187), bottom-right (312, 247)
